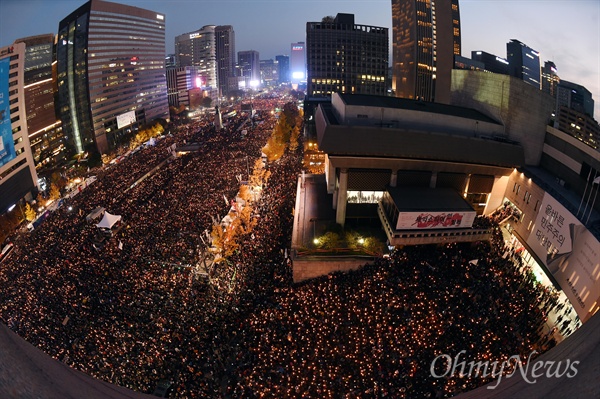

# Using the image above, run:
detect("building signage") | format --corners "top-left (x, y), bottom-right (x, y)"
top-left (526, 193), bottom-right (600, 322)
top-left (0, 58), bottom-right (17, 167)
top-left (116, 110), bottom-right (136, 129)
top-left (396, 211), bottom-right (476, 230)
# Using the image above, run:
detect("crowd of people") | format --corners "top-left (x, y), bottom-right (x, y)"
top-left (0, 94), bottom-right (569, 398)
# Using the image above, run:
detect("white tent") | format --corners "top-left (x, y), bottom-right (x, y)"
top-left (96, 212), bottom-right (122, 229)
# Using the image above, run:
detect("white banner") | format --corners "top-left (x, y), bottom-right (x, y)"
top-left (396, 211), bottom-right (476, 230)
top-left (527, 193), bottom-right (600, 322)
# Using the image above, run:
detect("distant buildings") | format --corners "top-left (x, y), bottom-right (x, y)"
top-left (259, 59), bottom-right (278, 87)
top-left (506, 39), bottom-right (541, 89)
top-left (0, 42), bottom-right (38, 213)
top-left (541, 60), bottom-right (560, 97)
top-left (391, 0), bottom-right (461, 103)
top-left (275, 55), bottom-right (290, 84)
top-left (306, 13), bottom-right (388, 98)
top-left (556, 80), bottom-right (595, 118)
top-left (237, 50), bottom-right (260, 88)
top-left (57, 0), bottom-right (168, 155)
top-left (290, 42), bottom-right (306, 87)
top-left (471, 50), bottom-right (510, 75)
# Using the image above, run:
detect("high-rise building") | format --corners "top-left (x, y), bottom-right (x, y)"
top-left (506, 39), bottom-right (541, 89)
top-left (215, 25), bottom-right (235, 98)
top-left (0, 43), bottom-right (39, 214)
top-left (14, 34), bottom-right (67, 172)
top-left (306, 13), bottom-right (388, 98)
top-left (392, 0), bottom-right (461, 103)
top-left (238, 50), bottom-right (260, 88)
top-left (57, 0), bottom-right (168, 155)
top-left (471, 51), bottom-right (510, 75)
top-left (275, 55), bottom-right (290, 84)
top-left (260, 59), bottom-right (278, 87)
top-left (541, 60), bottom-right (560, 98)
top-left (556, 80), bottom-right (594, 118)
top-left (290, 42), bottom-right (306, 86)
top-left (175, 26), bottom-right (218, 91)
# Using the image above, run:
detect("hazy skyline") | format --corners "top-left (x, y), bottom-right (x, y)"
top-left (1, 0), bottom-right (599, 117)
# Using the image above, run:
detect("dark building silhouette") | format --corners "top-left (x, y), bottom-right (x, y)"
top-left (471, 50), bottom-right (510, 75)
top-left (507, 39), bottom-right (541, 89)
top-left (306, 13), bottom-right (388, 98)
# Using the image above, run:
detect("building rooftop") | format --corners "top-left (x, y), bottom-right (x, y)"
top-left (317, 105), bottom-right (524, 169)
top-left (337, 93), bottom-right (501, 124)
top-left (387, 187), bottom-right (475, 212)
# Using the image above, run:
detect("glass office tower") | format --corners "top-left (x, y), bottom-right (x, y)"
top-left (506, 39), bottom-right (541, 89)
top-left (57, 0), bottom-right (168, 155)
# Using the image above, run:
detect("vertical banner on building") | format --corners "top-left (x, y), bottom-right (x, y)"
top-left (527, 193), bottom-right (600, 322)
top-left (0, 57), bottom-right (17, 167)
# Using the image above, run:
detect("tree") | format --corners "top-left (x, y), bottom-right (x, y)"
top-left (289, 125), bottom-right (301, 152)
top-left (201, 97), bottom-right (213, 108)
top-left (49, 183), bottom-right (61, 201)
top-left (24, 203), bottom-right (37, 222)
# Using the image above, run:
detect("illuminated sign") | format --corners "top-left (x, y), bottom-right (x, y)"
top-left (116, 110), bottom-right (136, 129)
top-left (395, 211), bottom-right (476, 230)
top-left (495, 56), bottom-right (509, 65)
top-left (0, 57), bottom-right (17, 167)
top-left (190, 32), bottom-right (201, 39)
top-left (156, 14), bottom-right (164, 20)
top-left (292, 46), bottom-right (304, 51)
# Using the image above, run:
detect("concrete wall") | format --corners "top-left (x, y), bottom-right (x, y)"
top-left (451, 70), bottom-right (555, 166)
top-left (293, 257), bottom-right (374, 282)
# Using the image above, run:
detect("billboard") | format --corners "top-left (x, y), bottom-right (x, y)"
top-left (116, 110), bottom-right (136, 129)
top-left (0, 57), bottom-right (16, 167)
top-left (526, 193), bottom-right (600, 322)
top-left (396, 211), bottom-right (476, 230)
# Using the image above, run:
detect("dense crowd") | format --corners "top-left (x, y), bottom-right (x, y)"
top-left (0, 96), bottom-right (564, 398)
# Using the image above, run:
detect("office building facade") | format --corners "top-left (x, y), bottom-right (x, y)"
top-left (506, 39), bottom-right (541, 89)
top-left (392, 0), bottom-right (461, 103)
top-left (215, 25), bottom-right (235, 97)
top-left (57, 0), bottom-right (168, 155)
top-left (175, 25), bottom-right (218, 91)
top-left (237, 50), bottom-right (260, 88)
top-left (15, 34), bottom-right (67, 172)
top-left (0, 43), bottom-right (38, 213)
top-left (556, 80), bottom-right (594, 118)
top-left (276, 55), bottom-right (290, 84)
top-left (259, 59), bottom-right (278, 87)
top-left (306, 13), bottom-right (388, 98)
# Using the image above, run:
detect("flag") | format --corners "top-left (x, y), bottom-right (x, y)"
top-left (223, 194), bottom-right (228, 206)
top-left (593, 176), bottom-right (600, 184)
top-left (118, 241), bottom-right (123, 250)
top-left (469, 259), bottom-right (479, 266)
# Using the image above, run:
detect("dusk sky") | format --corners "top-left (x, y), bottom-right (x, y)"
top-left (1, 0), bottom-right (599, 117)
